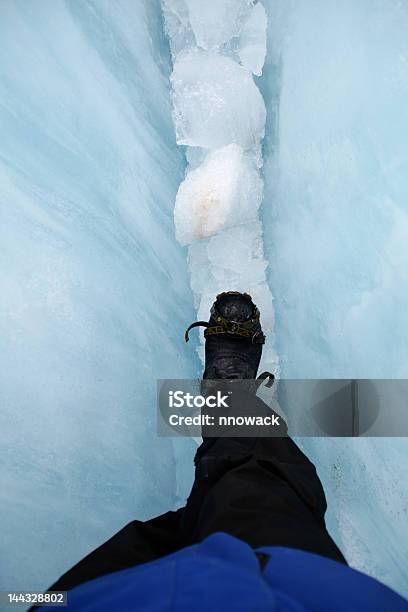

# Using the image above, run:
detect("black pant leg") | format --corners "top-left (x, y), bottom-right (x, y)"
top-left (181, 425), bottom-right (346, 564)
top-left (39, 391), bottom-right (345, 605)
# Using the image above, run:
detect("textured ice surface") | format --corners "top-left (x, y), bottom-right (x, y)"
top-left (171, 49), bottom-right (266, 149)
top-left (0, 0), bottom-right (198, 593)
top-left (2, 0), bottom-right (408, 602)
top-left (174, 144), bottom-right (262, 244)
top-left (237, 2), bottom-right (267, 76)
top-left (163, 0), bottom-right (251, 53)
top-left (164, 1), bottom-right (277, 372)
top-left (262, 0), bottom-right (408, 597)
top-left (184, 0), bottom-right (250, 50)
top-left (161, 0), bottom-right (195, 58)
top-left (163, 0), bottom-right (267, 76)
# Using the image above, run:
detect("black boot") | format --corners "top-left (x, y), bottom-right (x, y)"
top-left (185, 291), bottom-right (273, 386)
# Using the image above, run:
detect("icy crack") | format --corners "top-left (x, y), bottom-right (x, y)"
top-left (162, 0), bottom-right (277, 373)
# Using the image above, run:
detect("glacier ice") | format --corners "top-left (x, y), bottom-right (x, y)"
top-left (161, 0), bottom-right (195, 58)
top-left (0, 0), bottom-right (198, 594)
top-left (236, 2), bottom-right (268, 76)
top-left (262, 0), bottom-right (408, 597)
top-left (183, 0), bottom-right (251, 51)
top-left (1, 0), bottom-right (407, 603)
top-left (163, 0), bottom-right (267, 77)
top-left (164, 0), bottom-right (277, 373)
top-left (171, 49), bottom-right (266, 149)
top-left (174, 144), bottom-right (262, 245)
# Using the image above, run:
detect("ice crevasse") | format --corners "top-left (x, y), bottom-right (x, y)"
top-left (0, 0), bottom-right (407, 602)
top-left (163, 0), bottom-right (278, 372)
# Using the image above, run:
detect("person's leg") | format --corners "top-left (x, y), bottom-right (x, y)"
top-left (43, 403), bottom-right (344, 598)
top-left (43, 290), bottom-right (344, 598)
top-left (180, 393), bottom-right (346, 564)
top-left (47, 509), bottom-right (183, 592)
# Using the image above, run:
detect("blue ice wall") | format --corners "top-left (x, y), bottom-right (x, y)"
top-left (0, 0), bottom-right (197, 593)
top-left (262, 0), bottom-right (408, 597)
top-left (1, 0), bottom-right (408, 602)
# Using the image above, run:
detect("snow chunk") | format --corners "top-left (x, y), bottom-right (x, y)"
top-left (174, 144), bottom-right (262, 245)
top-left (171, 49), bottom-right (266, 148)
top-left (184, 0), bottom-right (251, 50)
top-left (237, 2), bottom-right (268, 76)
top-left (163, 0), bottom-right (267, 75)
top-left (207, 222), bottom-right (268, 287)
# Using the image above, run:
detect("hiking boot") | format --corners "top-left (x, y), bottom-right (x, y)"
top-left (185, 291), bottom-right (273, 385)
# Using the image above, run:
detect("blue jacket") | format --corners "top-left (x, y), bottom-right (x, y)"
top-left (61, 532), bottom-right (407, 611)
